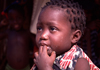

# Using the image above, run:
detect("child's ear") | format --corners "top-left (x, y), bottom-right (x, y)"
top-left (71, 30), bottom-right (82, 44)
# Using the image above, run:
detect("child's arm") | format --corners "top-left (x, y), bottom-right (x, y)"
top-left (75, 58), bottom-right (90, 70)
top-left (34, 46), bottom-right (56, 70)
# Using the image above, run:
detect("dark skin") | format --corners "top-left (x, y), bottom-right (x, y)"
top-left (0, 9), bottom-right (35, 69)
top-left (6, 31), bottom-right (30, 69)
top-left (34, 6), bottom-right (90, 70)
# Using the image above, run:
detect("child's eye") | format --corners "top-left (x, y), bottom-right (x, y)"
top-left (50, 26), bottom-right (57, 31)
top-left (37, 27), bottom-right (42, 31)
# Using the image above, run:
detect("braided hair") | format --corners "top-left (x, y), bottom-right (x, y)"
top-left (42, 0), bottom-right (86, 35)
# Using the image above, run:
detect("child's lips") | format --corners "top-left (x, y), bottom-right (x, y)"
top-left (39, 42), bottom-right (52, 55)
top-left (40, 45), bottom-right (52, 56)
top-left (47, 46), bottom-right (51, 52)
top-left (47, 46), bottom-right (52, 56)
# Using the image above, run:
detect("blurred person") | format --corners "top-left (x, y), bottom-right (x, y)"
top-left (0, 2), bottom-right (36, 70)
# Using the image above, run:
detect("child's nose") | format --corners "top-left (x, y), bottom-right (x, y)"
top-left (40, 30), bottom-right (49, 40)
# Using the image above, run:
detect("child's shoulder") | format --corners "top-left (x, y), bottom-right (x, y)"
top-left (75, 58), bottom-right (90, 70)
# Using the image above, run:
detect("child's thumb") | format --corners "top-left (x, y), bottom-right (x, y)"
top-left (50, 51), bottom-right (56, 61)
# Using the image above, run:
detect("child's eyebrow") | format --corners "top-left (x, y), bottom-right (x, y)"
top-left (46, 21), bottom-right (60, 26)
top-left (38, 20), bottom-right (57, 24)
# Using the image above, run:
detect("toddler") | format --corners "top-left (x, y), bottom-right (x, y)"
top-left (31, 0), bottom-right (100, 70)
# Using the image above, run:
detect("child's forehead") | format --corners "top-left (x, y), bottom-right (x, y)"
top-left (8, 9), bottom-right (21, 16)
top-left (40, 6), bottom-right (66, 19)
top-left (8, 9), bottom-right (24, 17)
top-left (40, 6), bottom-right (72, 23)
top-left (41, 5), bottom-right (70, 17)
top-left (41, 5), bottom-right (77, 18)
top-left (38, 6), bottom-right (72, 27)
top-left (43, 5), bottom-right (67, 13)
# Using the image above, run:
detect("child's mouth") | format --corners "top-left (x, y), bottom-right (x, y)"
top-left (47, 47), bottom-right (52, 56)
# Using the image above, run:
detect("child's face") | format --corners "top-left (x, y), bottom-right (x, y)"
top-left (8, 9), bottom-right (24, 30)
top-left (36, 6), bottom-right (74, 56)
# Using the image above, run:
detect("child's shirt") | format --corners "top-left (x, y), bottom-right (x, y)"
top-left (31, 45), bottom-right (100, 70)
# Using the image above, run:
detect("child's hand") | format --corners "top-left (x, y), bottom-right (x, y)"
top-left (34, 46), bottom-right (56, 70)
